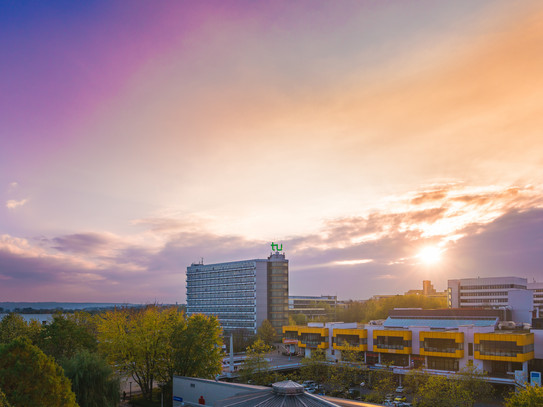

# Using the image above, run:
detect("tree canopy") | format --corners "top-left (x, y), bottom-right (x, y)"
top-left (97, 306), bottom-right (223, 401)
top-left (170, 313), bottom-right (223, 380)
top-left (0, 313), bottom-right (41, 345)
top-left (39, 313), bottom-right (97, 361)
top-left (0, 389), bottom-right (11, 407)
top-left (505, 385), bottom-right (543, 407)
top-left (97, 305), bottom-right (183, 401)
top-left (240, 338), bottom-right (272, 385)
top-left (257, 319), bottom-right (276, 345)
top-left (62, 350), bottom-right (120, 407)
top-left (0, 338), bottom-right (77, 407)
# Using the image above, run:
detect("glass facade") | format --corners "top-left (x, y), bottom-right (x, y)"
top-left (186, 253), bottom-right (288, 334)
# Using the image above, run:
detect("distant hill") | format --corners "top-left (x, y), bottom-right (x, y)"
top-left (0, 302), bottom-right (142, 312)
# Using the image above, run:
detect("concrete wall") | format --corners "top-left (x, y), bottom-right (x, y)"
top-left (509, 289), bottom-right (534, 324)
top-left (255, 260), bottom-right (268, 331)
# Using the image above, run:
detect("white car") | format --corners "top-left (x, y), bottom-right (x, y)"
top-left (395, 385), bottom-right (404, 393)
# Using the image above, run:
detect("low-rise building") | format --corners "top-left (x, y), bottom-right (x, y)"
top-left (282, 308), bottom-right (540, 385)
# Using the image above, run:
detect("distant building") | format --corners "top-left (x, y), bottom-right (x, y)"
top-left (405, 280), bottom-right (447, 298)
top-left (528, 281), bottom-right (543, 317)
top-left (186, 248), bottom-right (288, 334)
top-left (288, 295), bottom-right (337, 320)
top-left (447, 276), bottom-right (533, 323)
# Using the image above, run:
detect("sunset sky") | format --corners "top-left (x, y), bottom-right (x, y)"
top-left (1, 1), bottom-right (543, 303)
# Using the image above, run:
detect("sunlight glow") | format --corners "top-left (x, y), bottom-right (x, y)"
top-left (417, 246), bottom-right (443, 265)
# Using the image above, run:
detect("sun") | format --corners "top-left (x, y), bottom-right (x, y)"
top-left (417, 246), bottom-right (443, 265)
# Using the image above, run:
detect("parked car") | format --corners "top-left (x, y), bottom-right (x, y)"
top-left (395, 385), bottom-right (404, 393)
top-left (394, 395), bottom-right (407, 402)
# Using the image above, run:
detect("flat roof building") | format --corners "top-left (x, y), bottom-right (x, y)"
top-left (186, 248), bottom-right (288, 334)
top-left (448, 276), bottom-right (533, 323)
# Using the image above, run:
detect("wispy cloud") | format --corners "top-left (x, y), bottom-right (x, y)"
top-left (6, 199), bottom-right (28, 209)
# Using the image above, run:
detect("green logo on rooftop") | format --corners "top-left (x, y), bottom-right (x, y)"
top-left (271, 242), bottom-right (283, 251)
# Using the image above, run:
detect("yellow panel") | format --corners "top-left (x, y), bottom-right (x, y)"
top-left (298, 327), bottom-right (329, 336)
top-left (333, 328), bottom-right (368, 338)
top-left (375, 347), bottom-right (412, 355)
top-left (475, 351), bottom-right (534, 362)
top-left (373, 330), bottom-right (412, 340)
top-left (333, 344), bottom-right (368, 351)
top-left (420, 349), bottom-right (464, 359)
top-left (282, 325), bottom-right (300, 334)
top-left (420, 331), bottom-right (463, 344)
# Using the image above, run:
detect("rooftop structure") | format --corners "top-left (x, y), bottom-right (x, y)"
top-left (172, 377), bottom-right (342, 407)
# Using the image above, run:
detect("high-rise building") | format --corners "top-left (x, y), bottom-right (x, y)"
top-left (186, 249), bottom-right (288, 334)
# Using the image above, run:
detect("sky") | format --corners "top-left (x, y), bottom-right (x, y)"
top-left (1, 0), bottom-right (543, 303)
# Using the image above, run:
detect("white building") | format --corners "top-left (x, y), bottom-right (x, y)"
top-left (186, 250), bottom-right (288, 334)
top-left (448, 277), bottom-right (533, 323)
top-left (283, 309), bottom-right (536, 384)
top-left (528, 281), bottom-right (543, 317)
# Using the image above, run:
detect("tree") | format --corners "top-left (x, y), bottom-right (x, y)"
top-left (505, 385), bottom-right (543, 407)
top-left (0, 389), bottom-right (11, 407)
top-left (39, 313), bottom-right (97, 361)
top-left (404, 367), bottom-right (428, 395)
top-left (411, 366), bottom-right (493, 407)
top-left (455, 365), bottom-right (493, 406)
top-left (366, 369), bottom-right (396, 403)
top-left (0, 338), bottom-right (77, 407)
top-left (300, 348), bottom-right (329, 385)
top-left (169, 313), bottom-right (223, 380)
top-left (289, 314), bottom-right (307, 326)
top-left (414, 375), bottom-right (467, 407)
top-left (257, 319), bottom-right (276, 346)
top-left (62, 350), bottom-right (119, 407)
top-left (96, 305), bottom-right (183, 401)
top-left (0, 313), bottom-right (41, 344)
top-left (328, 364), bottom-right (360, 397)
top-left (240, 339), bottom-right (272, 385)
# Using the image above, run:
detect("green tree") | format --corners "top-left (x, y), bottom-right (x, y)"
top-left (257, 319), bottom-right (276, 346)
top-left (414, 375), bottom-right (466, 407)
top-left (39, 313), bottom-right (97, 361)
top-left (404, 367), bottom-right (428, 395)
top-left (0, 389), bottom-right (11, 407)
top-left (240, 339), bottom-right (272, 385)
top-left (367, 369), bottom-right (396, 403)
top-left (338, 340), bottom-right (364, 363)
top-left (505, 385), bottom-right (543, 407)
top-left (169, 313), bottom-right (223, 379)
top-left (0, 338), bottom-right (77, 407)
top-left (289, 314), bottom-right (307, 326)
top-left (300, 348), bottom-right (329, 385)
top-left (97, 305), bottom-right (183, 401)
top-left (0, 313), bottom-right (41, 344)
top-left (328, 365), bottom-right (360, 396)
top-left (62, 350), bottom-right (119, 407)
top-left (455, 365), bottom-right (493, 406)
top-left (411, 367), bottom-right (493, 407)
